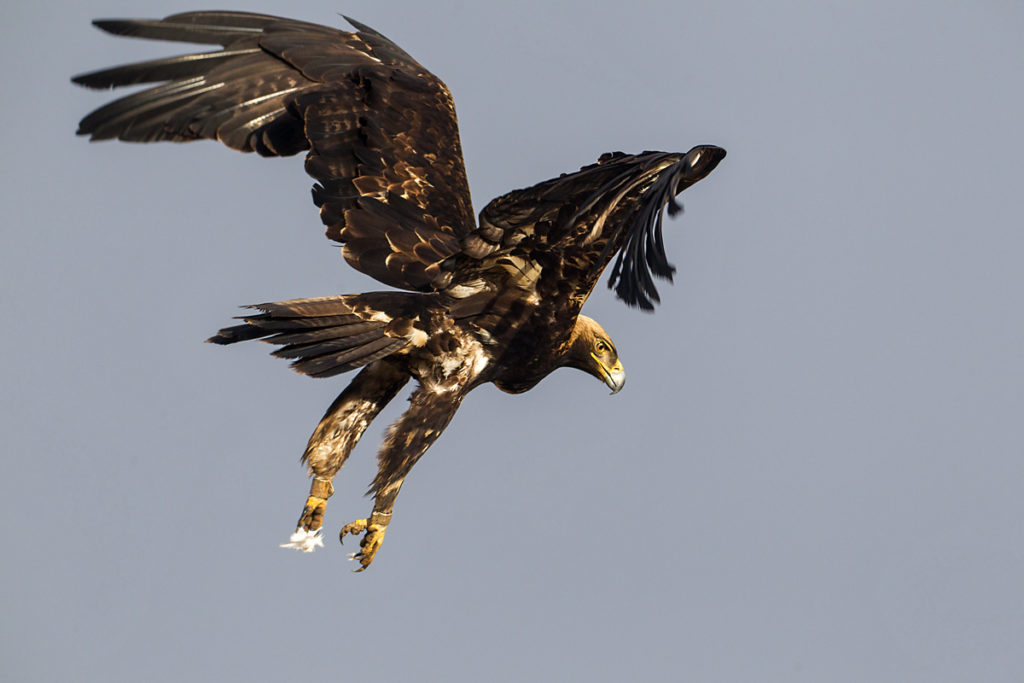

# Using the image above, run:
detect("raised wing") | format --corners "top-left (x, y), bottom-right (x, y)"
top-left (460, 146), bottom-right (726, 311)
top-left (73, 11), bottom-right (475, 292)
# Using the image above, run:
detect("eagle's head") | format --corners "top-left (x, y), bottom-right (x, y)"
top-left (564, 315), bottom-right (626, 394)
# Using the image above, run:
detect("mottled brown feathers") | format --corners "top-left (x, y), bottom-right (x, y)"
top-left (75, 11), bottom-right (725, 569)
top-left (73, 11), bottom-right (723, 311)
top-left (206, 294), bottom-right (426, 378)
top-left (74, 11), bottom-right (475, 291)
top-left (470, 146), bottom-right (726, 311)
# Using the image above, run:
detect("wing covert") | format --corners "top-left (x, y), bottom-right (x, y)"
top-left (460, 146), bottom-right (726, 311)
top-left (73, 11), bottom-right (475, 292)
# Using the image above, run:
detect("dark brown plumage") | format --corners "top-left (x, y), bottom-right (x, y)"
top-left (74, 11), bottom-right (725, 570)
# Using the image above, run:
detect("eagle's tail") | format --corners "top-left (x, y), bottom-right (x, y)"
top-left (207, 293), bottom-right (422, 378)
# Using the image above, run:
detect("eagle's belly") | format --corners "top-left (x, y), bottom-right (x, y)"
top-left (491, 367), bottom-right (555, 394)
top-left (406, 321), bottom-right (491, 394)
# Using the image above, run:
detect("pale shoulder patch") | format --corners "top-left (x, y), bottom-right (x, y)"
top-left (470, 343), bottom-right (489, 376)
top-left (408, 326), bottom-right (429, 347)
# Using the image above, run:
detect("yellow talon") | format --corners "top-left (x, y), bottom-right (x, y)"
top-left (339, 518), bottom-right (368, 540)
top-left (339, 518), bottom-right (388, 571)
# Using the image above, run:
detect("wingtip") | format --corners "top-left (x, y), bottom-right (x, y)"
top-left (340, 15), bottom-right (386, 39)
top-left (91, 18), bottom-right (128, 35)
top-left (340, 14), bottom-right (363, 30)
top-left (70, 71), bottom-right (111, 90)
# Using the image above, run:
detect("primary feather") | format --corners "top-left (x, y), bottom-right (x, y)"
top-left (75, 11), bottom-right (725, 570)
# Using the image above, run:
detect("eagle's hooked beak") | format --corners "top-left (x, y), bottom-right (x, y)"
top-left (593, 354), bottom-right (626, 395)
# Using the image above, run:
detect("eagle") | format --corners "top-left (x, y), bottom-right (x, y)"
top-left (74, 11), bottom-right (725, 570)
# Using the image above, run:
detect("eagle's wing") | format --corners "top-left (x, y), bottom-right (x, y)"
top-left (458, 147), bottom-right (725, 311)
top-left (74, 11), bottom-right (475, 292)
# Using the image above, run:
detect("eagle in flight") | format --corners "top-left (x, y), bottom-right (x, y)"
top-left (74, 11), bottom-right (725, 570)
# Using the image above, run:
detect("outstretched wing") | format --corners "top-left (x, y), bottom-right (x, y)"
top-left (459, 146), bottom-right (726, 311)
top-left (73, 11), bottom-right (475, 292)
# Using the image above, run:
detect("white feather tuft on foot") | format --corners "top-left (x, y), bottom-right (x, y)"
top-left (280, 528), bottom-right (324, 553)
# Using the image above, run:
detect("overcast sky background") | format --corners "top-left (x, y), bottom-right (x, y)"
top-left (2, 1), bottom-right (1022, 681)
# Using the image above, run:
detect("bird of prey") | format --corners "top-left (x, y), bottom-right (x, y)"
top-left (73, 11), bottom-right (725, 571)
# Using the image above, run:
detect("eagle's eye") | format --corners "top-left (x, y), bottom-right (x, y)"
top-left (594, 340), bottom-right (609, 354)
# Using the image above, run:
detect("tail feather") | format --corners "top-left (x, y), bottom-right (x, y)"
top-left (255, 298), bottom-right (368, 318)
top-left (262, 321), bottom-right (381, 346)
top-left (206, 322), bottom-right (266, 345)
top-left (271, 329), bottom-right (387, 360)
top-left (207, 294), bottom-right (422, 378)
top-left (294, 338), bottom-right (408, 378)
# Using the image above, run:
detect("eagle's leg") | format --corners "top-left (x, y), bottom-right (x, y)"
top-left (281, 359), bottom-right (409, 552)
top-left (341, 384), bottom-right (465, 571)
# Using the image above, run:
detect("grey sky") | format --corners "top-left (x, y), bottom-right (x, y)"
top-left (2, 1), bottom-right (1023, 681)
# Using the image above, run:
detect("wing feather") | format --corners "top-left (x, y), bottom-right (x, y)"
top-left (74, 11), bottom-right (474, 291)
top-left (463, 146), bottom-right (726, 311)
top-left (75, 12), bottom-right (725, 311)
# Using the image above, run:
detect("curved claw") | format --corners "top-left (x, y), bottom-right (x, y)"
top-left (339, 518), bottom-right (387, 571)
top-left (339, 518), bottom-right (368, 543)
